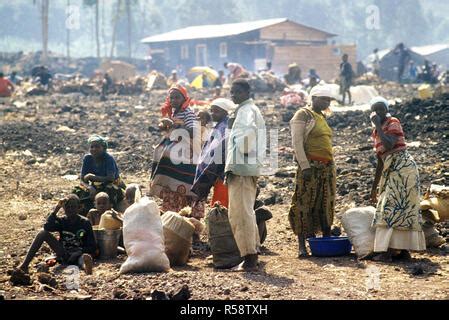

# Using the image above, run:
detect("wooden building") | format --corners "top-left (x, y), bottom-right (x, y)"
top-left (141, 18), bottom-right (356, 81)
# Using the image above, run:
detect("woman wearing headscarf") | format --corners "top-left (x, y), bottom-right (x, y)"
top-left (73, 134), bottom-right (125, 214)
top-left (191, 98), bottom-right (235, 208)
top-left (161, 84), bottom-right (197, 130)
top-left (150, 85), bottom-right (204, 219)
top-left (369, 96), bottom-right (425, 261)
top-left (289, 85), bottom-right (337, 257)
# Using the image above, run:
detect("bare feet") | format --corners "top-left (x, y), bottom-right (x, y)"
top-left (82, 254), bottom-right (93, 275)
top-left (298, 235), bottom-right (309, 258)
top-left (17, 264), bottom-right (29, 274)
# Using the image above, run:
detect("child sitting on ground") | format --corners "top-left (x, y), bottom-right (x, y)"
top-left (87, 192), bottom-right (121, 226)
top-left (15, 195), bottom-right (96, 275)
top-left (124, 183), bottom-right (142, 208)
top-left (88, 192), bottom-right (125, 254)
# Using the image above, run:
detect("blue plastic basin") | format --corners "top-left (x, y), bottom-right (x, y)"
top-left (307, 236), bottom-right (352, 257)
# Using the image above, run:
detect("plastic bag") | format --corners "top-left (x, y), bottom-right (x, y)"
top-left (339, 206), bottom-right (376, 258)
top-left (120, 197), bottom-right (170, 273)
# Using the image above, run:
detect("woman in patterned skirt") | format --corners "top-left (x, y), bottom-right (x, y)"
top-left (369, 96), bottom-right (426, 262)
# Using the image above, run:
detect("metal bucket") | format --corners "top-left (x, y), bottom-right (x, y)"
top-left (94, 228), bottom-right (122, 259)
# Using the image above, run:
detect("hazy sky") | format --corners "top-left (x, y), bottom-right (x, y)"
top-left (1, 0), bottom-right (448, 59)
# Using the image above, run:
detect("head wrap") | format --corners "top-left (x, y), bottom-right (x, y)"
top-left (210, 98), bottom-right (236, 114)
top-left (309, 84), bottom-right (334, 98)
top-left (161, 84), bottom-right (191, 117)
top-left (88, 134), bottom-right (108, 150)
top-left (370, 96), bottom-right (391, 117)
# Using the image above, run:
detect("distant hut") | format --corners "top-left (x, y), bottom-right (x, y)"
top-left (364, 47), bottom-right (425, 81)
top-left (412, 44), bottom-right (449, 70)
top-left (141, 18), bottom-right (356, 81)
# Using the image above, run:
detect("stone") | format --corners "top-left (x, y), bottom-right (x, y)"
top-left (37, 272), bottom-right (57, 288)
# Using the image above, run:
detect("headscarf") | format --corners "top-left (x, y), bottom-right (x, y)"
top-left (161, 84), bottom-right (191, 117)
top-left (308, 85), bottom-right (335, 116)
top-left (370, 96), bottom-right (391, 117)
top-left (309, 84), bottom-right (334, 98)
top-left (88, 134), bottom-right (108, 150)
top-left (210, 98), bottom-right (236, 114)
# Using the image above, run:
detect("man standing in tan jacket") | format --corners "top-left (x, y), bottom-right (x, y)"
top-left (225, 79), bottom-right (266, 271)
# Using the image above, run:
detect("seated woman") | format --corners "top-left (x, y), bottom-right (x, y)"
top-left (150, 85), bottom-right (204, 220)
top-left (73, 134), bottom-right (125, 215)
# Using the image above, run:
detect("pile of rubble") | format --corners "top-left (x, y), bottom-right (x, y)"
top-left (1, 51), bottom-right (149, 77)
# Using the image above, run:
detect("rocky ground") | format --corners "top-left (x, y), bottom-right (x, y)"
top-left (0, 84), bottom-right (448, 300)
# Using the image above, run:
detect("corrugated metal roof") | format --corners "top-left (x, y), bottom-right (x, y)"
top-left (364, 44), bottom-right (449, 65)
top-left (363, 49), bottom-right (391, 65)
top-left (411, 44), bottom-right (449, 56)
top-left (141, 18), bottom-right (336, 44)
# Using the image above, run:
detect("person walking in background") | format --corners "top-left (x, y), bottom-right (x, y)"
top-left (394, 43), bottom-right (410, 83)
top-left (372, 48), bottom-right (380, 76)
top-left (340, 54), bottom-right (353, 105)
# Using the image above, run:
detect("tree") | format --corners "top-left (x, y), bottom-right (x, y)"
top-left (178, 0), bottom-right (240, 27)
top-left (66, 0), bottom-right (70, 59)
top-left (39, 0), bottom-right (49, 63)
top-left (101, 0), bottom-right (107, 57)
top-left (125, 0), bottom-right (132, 58)
top-left (110, 0), bottom-right (122, 58)
top-left (84, 0), bottom-right (101, 58)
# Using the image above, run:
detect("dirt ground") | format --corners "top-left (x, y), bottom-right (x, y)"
top-left (0, 86), bottom-right (448, 300)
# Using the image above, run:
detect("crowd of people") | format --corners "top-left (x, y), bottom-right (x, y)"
top-left (9, 68), bottom-right (428, 279)
top-left (367, 43), bottom-right (445, 84)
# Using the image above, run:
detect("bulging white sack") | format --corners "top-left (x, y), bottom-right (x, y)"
top-left (120, 197), bottom-right (170, 273)
top-left (340, 206), bottom-right (376, 258)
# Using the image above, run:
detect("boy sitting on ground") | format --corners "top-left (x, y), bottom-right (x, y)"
top-left (15, 195), bottom-right (96, 275)
top-left (125, 184), bottom-right (142, 207)
top-left (87, 192), bottom-right (121, 226)
top-left (88, 192), bottom-right (125, 254)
